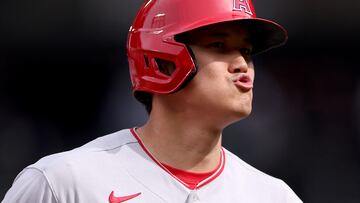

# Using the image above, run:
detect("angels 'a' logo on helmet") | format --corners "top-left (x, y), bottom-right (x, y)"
top-left (233, 0), bottom-right (253, 15)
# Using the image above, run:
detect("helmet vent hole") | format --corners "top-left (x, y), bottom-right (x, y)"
top-left (155, 58), bottom-right (176, 76)
top-left (144, 55), bottom-right (150, 68)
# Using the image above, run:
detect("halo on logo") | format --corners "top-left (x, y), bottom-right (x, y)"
top-left (233, 0), bottom-right (253, 15)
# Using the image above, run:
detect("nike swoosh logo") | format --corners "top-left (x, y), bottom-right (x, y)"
top-left (109, 191), bottom-right (141, 203)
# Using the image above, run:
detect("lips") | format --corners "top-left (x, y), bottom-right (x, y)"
top-left (233, 74), bottom-right (253, 91)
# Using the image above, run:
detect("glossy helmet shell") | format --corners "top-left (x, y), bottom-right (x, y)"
top-left (127, 0), bottom-right (287, 94)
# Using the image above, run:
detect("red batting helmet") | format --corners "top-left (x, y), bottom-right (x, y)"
top-left (127, 0), bottom-right (287, 95)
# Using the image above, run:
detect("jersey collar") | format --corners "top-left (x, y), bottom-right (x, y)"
top-left (130, 128), bottom-right (226, 190)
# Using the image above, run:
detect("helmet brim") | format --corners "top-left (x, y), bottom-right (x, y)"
top-left (240, 18), bottom-right (288, 55)
top-left (169, 16), bottom-right (288, 55)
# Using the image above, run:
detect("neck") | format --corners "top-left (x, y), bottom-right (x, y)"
top-left (137, 107), bottom-right (223, 173)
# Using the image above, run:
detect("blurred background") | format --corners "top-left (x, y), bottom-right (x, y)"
top-left (0, 0), bottom-right (359, 202)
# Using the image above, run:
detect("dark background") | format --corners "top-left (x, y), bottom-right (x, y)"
top-left (1, 0), bottom-right (359, 202)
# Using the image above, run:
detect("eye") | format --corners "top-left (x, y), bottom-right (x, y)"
top-left (240, 47), bottom-right (252, 56)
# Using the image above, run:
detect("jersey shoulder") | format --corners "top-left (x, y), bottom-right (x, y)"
top-left (25, 129), bottom-right (137, 191)
top-left (31, 128), bottom-right (136, 170)
top-left (3, 129), bottom-right (143, 203)
top-left (223, 148), bottom-right (303, 202)
top-left (223, 148), bottom-right (277, 179)
top-left (2, 168), bottom-right (58, 203)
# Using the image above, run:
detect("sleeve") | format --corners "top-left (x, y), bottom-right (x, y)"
top-left (2, 168), bottom-right (59, 203)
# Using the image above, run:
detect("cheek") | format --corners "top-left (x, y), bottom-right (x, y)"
top-left (197, 61), bottom-right (229, 79)
top-left (195, 63), bottom-right (229, 90)
top-left (191, 71), bottom-right (237, 108)
top-left (180, 65), bottom-right (225, 102)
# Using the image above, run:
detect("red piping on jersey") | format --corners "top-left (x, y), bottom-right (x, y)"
top-left (130, 128), bottom-right (225, 190)
top-left (160, 161), bottom-right (219, 190)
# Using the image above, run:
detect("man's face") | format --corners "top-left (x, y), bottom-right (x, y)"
top-left (159, 22), bottom-right (255, 126)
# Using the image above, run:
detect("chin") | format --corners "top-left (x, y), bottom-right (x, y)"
top-left (233, 91), bottom-right (253, 116)
top-left (217, 104), bottom-right (252, 128)
top-left (235, 106), bottom-right (252, 119)
top-left (224, 104), bottom-right (252, 125)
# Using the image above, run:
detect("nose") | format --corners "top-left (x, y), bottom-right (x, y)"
top-left (228, 53), bottom-right (249, 73)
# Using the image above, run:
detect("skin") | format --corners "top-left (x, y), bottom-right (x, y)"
top-left (137, 22), bottom-right (255, 173)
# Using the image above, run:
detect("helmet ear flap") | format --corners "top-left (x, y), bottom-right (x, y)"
top-left (154, 58), bottom-right (176, 77)
top-left (133, 44), bottom-right (196, 114)
top-left (128, 30), bottom-right (197, 94)
top-left (173, 45), bottom-right (198, 92)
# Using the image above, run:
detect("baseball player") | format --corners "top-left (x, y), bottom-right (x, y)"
top-left (3, 0), bottom-right (302, 202)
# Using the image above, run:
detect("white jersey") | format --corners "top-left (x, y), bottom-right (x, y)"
top-left (2, 128), bottom-right (302, 203)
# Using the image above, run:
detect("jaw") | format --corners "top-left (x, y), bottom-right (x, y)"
top-left (152, 82), bottom-right (253, 131)
top-left (217, 91), bottom-right (253, 127)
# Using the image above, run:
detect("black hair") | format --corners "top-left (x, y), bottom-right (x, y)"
top-left (134, 91), bottom-right (153, 114)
